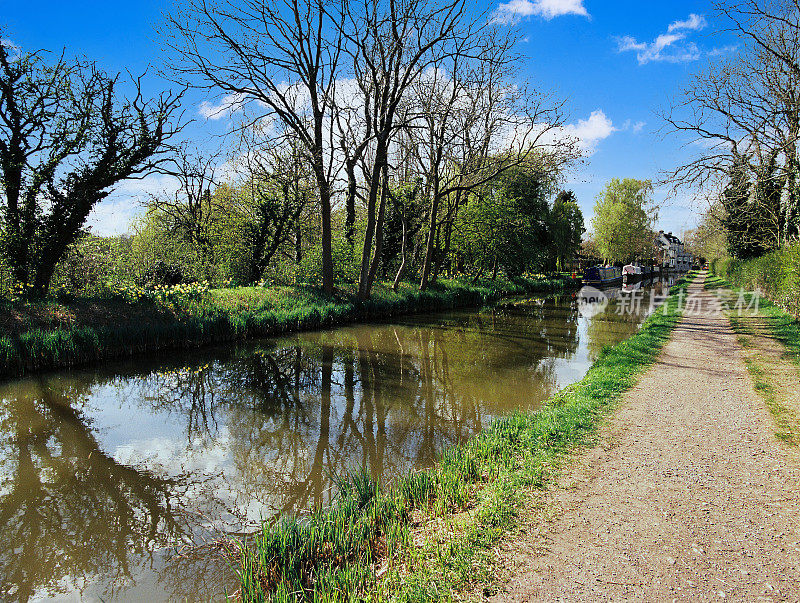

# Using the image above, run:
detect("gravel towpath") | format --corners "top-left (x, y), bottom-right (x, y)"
top-left (491, 272), bottom-right (800, 601)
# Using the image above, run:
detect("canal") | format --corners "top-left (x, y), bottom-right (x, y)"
top-left (0, 279), bottom-right (673, 601)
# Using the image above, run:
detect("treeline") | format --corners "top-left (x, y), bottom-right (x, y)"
top-left (113, 155), bottom-right (583, 294)
top-left (672, 1), bottom-right (800, 262)
top-left (0, 0), bottom-right (585, 302)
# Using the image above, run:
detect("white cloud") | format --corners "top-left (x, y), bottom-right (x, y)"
top-left (198, 93), bottom-right (246, 120)
top-left (85, 174), bottom-right (182, 236)
top-left (562, 109), bottom-right (615, 155)
top-left (708, 44), bottom-right (738, 57)
top-left (492, 0), bottom-right (588, 24)
top-left (114, 173), bottom-right (181, 197)
top-left (617, 14), bottom-right (708, 65)
top-left (621, 119), bottom-right (646, 134)
top-left (1, 38), bottom-right (21, 59)
top-left (668, 13), bottom-right (708, 33)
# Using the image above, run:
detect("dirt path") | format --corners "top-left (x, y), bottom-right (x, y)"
top-left (491, 272), bottom-right (800, 601)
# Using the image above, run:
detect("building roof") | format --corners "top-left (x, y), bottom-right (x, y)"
top-left (656, 231), bottom-right (683, 245)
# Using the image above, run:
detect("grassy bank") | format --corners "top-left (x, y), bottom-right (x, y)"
top-left (705, 275), bottom-right (800, 445)
top-left (0, 276), bottom-right (579, 380)
top-left (231, 273), bottom-right (695, 602)
top-left (705, 273), bottom-right (800, 365)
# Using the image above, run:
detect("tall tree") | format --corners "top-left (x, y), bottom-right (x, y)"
top-left (338, 0), bottom-right (487, 299)
top-left (165, 0), bottom-right (344, 293)
top-left (720, 157), bottom-right (782, 258)
top-left (0, 36), bottom-right (181, 295)
top-left (591, 178), bottom-right (657, 264)
top-left (665, 0), bottom-right (800, 246)
top-left (408, 35), bottom-right (574, 290)
top-left (549, 190), bottom-right (585, 272)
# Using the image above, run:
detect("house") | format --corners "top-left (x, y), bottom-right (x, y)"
top-left (655, 231), bottom-right (693, 271)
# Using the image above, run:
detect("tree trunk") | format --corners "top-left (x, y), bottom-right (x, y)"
top-left (431, 224), bottom-right (442, 281)
top-left (358, 140), bottom-right (388, 299)
top-left (393, 217), bottom-right (408, 290)
top-left (345, 159), bottom-right (357, 245)
top-left (295, 222), bottom-right (302, 264)
top-left (366, 167), bottom-right (389, 295)
top-left (419, 187), bottom-right (441, 291)
top-left (314, 162), bottom-right (335, 294)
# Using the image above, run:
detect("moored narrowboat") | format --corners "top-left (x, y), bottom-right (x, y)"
top-left (622, 264), bottom-right (643, 283)
top-left (584, 265), bottom-right (622, 287)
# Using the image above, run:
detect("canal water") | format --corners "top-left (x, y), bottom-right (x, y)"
top-left (0, 279), bottom-right (673, 601)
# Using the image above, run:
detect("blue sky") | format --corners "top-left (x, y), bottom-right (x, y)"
top-left (1, 0), bottom-right (735, 240)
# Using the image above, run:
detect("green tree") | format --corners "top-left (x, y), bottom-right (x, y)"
top-left (591, 179), bottom-right (657, 264)
top-left (452, 158), bottom-right (556, 279)
top-left (0, 35), bottom-right (181, 296)
top-left (683, 204), bottom-right (727, 263)
top-left (721, 155), bottom-right (782, 260)
top-left (496, 161), bottom-right (554, 275)
top-left (453, 190), bottom-right (513, 281)
top-left (549, 191), bottom-right (584, 271)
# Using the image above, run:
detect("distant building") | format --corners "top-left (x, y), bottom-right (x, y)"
top-left (655, 231), bottom-right (693, 271)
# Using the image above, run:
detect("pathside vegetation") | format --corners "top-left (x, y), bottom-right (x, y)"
top-left (0, 275), bottom-right (578, 380)
top-left (711, 244), bottom-right (800, 321)
top-left (709, 259), bottom-right (800, 362)
top-left (230, 274), bottom-right (695, 602)
top-left (705, 273), bottom-right (800, 445)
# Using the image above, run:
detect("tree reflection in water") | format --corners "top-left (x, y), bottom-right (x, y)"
top-left (0, 290), bottom-right (654, 601)
top-left (0, 379), bottom-right (194, 601)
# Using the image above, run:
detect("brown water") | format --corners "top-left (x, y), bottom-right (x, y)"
top-left (0, 280), bottom-right (673, 601)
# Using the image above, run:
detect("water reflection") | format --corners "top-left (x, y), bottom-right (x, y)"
top-left (0, 284), bottom-right (663, 601)
top-left (0, 379), bottom-right (195, 601)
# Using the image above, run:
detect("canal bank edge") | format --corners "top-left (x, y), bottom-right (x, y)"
top-left (0, 276), bottom-right (580, 380)
top-left (230, 272), bottom-right (696, 601)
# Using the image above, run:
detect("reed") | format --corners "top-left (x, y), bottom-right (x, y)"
top-left (232, 274), bottom-right (695, 602)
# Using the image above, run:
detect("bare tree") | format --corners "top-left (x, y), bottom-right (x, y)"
top-left (0, 36), bottom-right (182, 295)
top-left (145, 147), bottom-right (221, 258)
top-left (405, 30), bottom-right (575, 289)
top-left (664, 0), bottom-right (800, 245)
top-left (164, 0), bottom-right (344, 293)
top-left (334, 0), bottom-right (490, 299)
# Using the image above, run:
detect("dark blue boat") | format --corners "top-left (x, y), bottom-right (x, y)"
top-left (583, 265), bottom-right (623, 287)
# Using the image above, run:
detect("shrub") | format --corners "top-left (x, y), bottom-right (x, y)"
top-left (711, 244), bottom-right (800, 320)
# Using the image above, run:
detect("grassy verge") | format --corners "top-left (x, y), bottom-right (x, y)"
top-left (705, 274), bottom-right (800, 367)
top-left (231, 273), bottom-right (695, 602)
top-left (705, 275), bottom-right (800, 445)
top-left (0, 276), bottom-right (579, 380)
